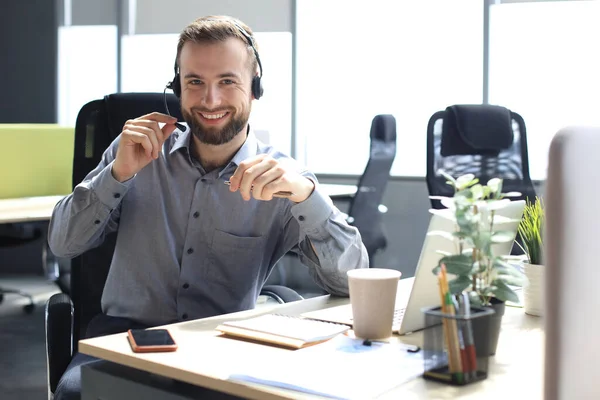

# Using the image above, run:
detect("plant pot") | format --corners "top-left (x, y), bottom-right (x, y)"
top-left (523, 263), bottom-right (544, 317)
top-left (471, 299), bottom-right (505, 356)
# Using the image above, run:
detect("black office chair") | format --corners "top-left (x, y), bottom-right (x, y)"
top-left (426, 104), bottom-right (536, 209)
top-left (44, 93), bottom-right (302, 396)
top-left (347, 114), bottom-right (397, 267)
top-left (0, 223), bottom-right (40, 313)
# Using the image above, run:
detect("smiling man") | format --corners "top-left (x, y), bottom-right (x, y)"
top-left (48, 15), bottom-right (368, 400)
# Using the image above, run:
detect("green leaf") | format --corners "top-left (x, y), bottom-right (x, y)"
top-left (438, 169), bottom-right (456, 187)
top-left (490, 280), bottom-right (520, 303)
top-left (448, 275), bottom-right (472, 294)
top-left (491, 230), bottom-right (516, 243)
top-left (438, 254), bottom-right (473, 276)
top-left (496, 274), bottom-right (528, 287)
top-left (493, 259), bottom-right (525, 277)
top-left (456, 174), bottom-right (477, 189)
top-left (487, 178), bottom-right (502, 193)
top-left (468, 291), bottom-right (483, 308)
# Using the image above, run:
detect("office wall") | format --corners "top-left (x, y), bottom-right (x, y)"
top-left (0, 0), bottom-right (59, 123)
top-left (134, 0), bottom-right (293, 34)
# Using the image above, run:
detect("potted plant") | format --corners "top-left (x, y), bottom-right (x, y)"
top-left (516, 197), bottom-right (544, 316)
top-left (429, 172), bottom-right (527, 355)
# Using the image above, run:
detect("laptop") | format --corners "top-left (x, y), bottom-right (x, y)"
top-left (303, 199), bottom-right (525, 335)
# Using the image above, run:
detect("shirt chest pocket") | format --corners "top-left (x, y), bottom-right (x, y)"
top-left (206, 230), bottom-right (267, 289)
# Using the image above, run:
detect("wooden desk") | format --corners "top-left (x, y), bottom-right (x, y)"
top-left (79, 279), bottom-right (544, 400)
top-left (0, 195), bottom-right (63, 224)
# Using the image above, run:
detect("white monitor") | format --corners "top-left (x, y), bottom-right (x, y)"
top-left (544, 126), bottom-right (600, 400)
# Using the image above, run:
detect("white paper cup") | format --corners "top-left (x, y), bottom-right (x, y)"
top-left (347, 268), bottom-right (401, 339)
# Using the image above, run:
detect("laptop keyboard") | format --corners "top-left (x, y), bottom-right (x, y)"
top-left (392, 308), bottom-right (406, 332)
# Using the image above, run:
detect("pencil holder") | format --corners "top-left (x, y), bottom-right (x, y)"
top-left (421, 306), bottom-right (495, 385)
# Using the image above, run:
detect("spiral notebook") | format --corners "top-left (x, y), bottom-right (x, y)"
top-left (216, 314), bottom-right (350, 349)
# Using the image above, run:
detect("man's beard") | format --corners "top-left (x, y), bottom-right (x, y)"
top-left (182, 106), bottom-right (250, 145)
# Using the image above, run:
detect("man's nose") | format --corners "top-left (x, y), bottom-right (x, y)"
top-left (201, 84), bottom-right (222, 108)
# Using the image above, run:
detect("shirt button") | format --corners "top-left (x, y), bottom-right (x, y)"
top-left (182, 313), bottom-right (188, 320)
top-left (113, 193), bottom-right (121, 198)
top-left (187, 248), bottom-right (194, 255)
top-left (299, 215), bottom-right (305, 222)
top-left (193, 211), bottom-right (200, 218)
top-left (94, 220), bottom-right (101, 225)
top-left (182, 283), bottom-right (189, 289)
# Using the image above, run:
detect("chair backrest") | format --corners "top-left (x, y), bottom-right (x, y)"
top-left (348, 114), bottom-right (397, 266)
top-left (426, 104), bottom-right (536, 209)
top-left (70, 93), bottom-right (183, 348)
top-left (544, 126), bottom-right (600, 400)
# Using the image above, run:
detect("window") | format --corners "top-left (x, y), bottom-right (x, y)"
top-left (57, 26), bottom-right (117, 126)
top-left (489, 1), bottom-right (600, 180)
top-left (296, 0), bottom-right (483, 176)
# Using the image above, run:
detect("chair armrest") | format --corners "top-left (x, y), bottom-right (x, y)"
top-left (260, 285), bottom-right (304, 304)
top-left (45, 293), bottom-right (74, 394)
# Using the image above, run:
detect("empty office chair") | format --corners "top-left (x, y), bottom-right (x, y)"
top-left (44, 93), bottom-right (302, 396)
top-left (545, 126), bottom-right (600, 400)
top-left (347, 114), bottom-right (397, 267)
top-left (426, 104), bottom-right (536, 209)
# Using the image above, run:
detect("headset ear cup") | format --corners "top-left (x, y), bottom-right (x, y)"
top-left (167, 74), bottom-right (181, 98)
top-left (252, 76), bottom-right (263, 100)
top-left (172, 74), bottom-right (181, 98)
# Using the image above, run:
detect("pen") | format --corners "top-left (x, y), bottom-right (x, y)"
top-left (462, 292), bottom-right (477, 381)
top-left (223, 181), bottom-right (294, 198)
top-left (362, 339), bottom-right (420, 352)
top-left (455, 296), bottom-right (470, 383)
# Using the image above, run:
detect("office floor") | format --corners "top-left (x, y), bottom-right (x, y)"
top-left (0, 275), bottom-right (60, 400)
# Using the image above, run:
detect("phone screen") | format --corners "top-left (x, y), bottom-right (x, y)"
top-left (129, 329), bottom-right (175, 346)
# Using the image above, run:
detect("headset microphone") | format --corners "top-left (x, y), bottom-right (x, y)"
top-left (162, 87), bottom-right (186, 131)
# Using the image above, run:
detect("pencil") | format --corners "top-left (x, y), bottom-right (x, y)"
top-left (441, 265), bottom-right (464, 383)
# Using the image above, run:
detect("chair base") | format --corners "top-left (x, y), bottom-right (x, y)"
top-left (0, 287), bottom-right (35, 313)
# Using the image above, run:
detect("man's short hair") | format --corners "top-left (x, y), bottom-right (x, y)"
top-left (176, 15), bottom-right (259, 77)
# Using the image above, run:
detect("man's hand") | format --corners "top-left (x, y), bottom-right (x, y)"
top-left (112, 112), bottom-right (179, 182)
top-left (228, 154), bottom-right (315, 203)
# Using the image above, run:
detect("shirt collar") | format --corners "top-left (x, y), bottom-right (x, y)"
top-left (169, 124), bottom-right (192, 155)
top-left (168, 124), bottom-right (259, 175)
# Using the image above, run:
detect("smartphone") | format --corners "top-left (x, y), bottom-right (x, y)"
top-left (127, 328), bottom-right (178, 353)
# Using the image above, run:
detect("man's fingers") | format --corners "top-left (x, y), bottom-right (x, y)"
top-left (229, 155), bottom-right (268, 191)
top-left (161, 122), bottom-right (177, 140)
top-left (131, 120), bottom-right (164, 143)
top-left (123, 130), bottom-right (153, 160)
top-left (238, 161), bottom-right (276, 200)
top-left (125, 124), bottom-right (160, 159)
top-left (252, 168), bottom-right (286, 200)
top-left (137, 111), bottom-right (178, 124)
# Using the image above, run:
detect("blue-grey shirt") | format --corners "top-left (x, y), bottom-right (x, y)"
top-left (48, 127), bottom-right (368, 325)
